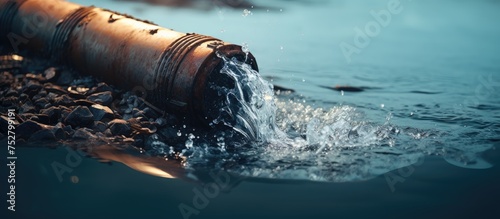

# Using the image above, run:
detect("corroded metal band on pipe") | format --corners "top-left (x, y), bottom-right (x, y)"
top-left (50, 6), bottom-right (95, 60)
top-left (0, 0), bottom-right (259, 124)
top-left (0, 0), bottom-right (25, 37)
top-left (157, 33), bottom-right (219, 108)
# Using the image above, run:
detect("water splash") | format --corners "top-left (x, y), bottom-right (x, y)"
top-left (148, 57), bottom-right (494, 182)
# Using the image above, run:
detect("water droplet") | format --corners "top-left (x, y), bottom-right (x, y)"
top-left (280, 9), bottom-right (283, 12)
top-left (341, 90), bottom-right (344, 96)
top-left (242, 9), bottom-right (252, 17)
top-left (380, 104), bottom-right (385, 108)
top-left (177, 130), bottom-right (182, 136)
top-left (242, 43), bottom-right (250, 53)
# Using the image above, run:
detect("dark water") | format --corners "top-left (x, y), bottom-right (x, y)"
top-left (3, 0), bottom-right (500, 218)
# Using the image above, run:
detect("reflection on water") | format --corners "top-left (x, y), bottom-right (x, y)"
top-left (83, 144), bottom-right (186, 179)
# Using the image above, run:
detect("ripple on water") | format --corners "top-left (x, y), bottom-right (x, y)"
top-left (148, 58), bottom-right (494, 182)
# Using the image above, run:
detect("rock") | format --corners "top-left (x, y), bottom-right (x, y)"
top-left (129, 118), bottom-right (157, 134)
top-left (43, 67), bottom-right (59, 82)
top-left (67, 88), bottom-right (86, 99)
top-left (154, 117), bottom-right (167, 127)
top-left (133, 134), bottom-right (145, 147)
top-left (4, 88), bottom-right (18, 97)
top-left (30, 114), bottom-right (50, 125)
top-left (92, 121), bottom-right (107, 133)
top-left (29, 129), bottom-right (56, 141)
top-left (34, 97), bottom-right (51, 109)
top-left (0, 72), bottom-right (14, 87)
top-left (2, 96), bottom-right (17, 107)
top-left (108, 119), bottom-right (132, 136)
top-left (24, 80), bottom-right (42, 96)
top-left (72, 128), bottom-right (96, 140)
top-left (0, 115), bottom-right (18, 133)
top-left (62, 125), bottom-right (74, 136)
top-left (143, 107), bottom-right (159, 119)
top-left (64, 106), bottom-right (94, 127)
top-left (51, 123), bottom-right (66, 140)
top-left (40, 106), bottom-right (63, 124)
top-left (74, 99), bottom-right (97, 106)
top-left (53, 94), bottom-right (74, 106)
top-left (89, 104), bottom-right (114, 121)
top-left (17, 120), bottom-right (46, 140)
top-left (44, 84), bottom-right (67, 95)
top-left (87, 91), bottom-right (113, 106)
top-left (20, 101), bottom-right (36, 113)
top-left (25, 73), bottom-right (44, 81)
top-left (88, 82), bottom-right (113, 94)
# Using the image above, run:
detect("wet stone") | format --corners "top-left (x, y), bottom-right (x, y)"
top-left (0, 72), bottom-right (14, 87)
top-left (154, 117), bottom-right (167, 127)
top-left (53, 94), bottom-right (74, 106)
top-left (51, 123), bottom-right (66, 140)
top-left (1, 96), bottom-right (17, 107)
top-left (89, 104), bottom-right (114, 121)
top-left (64, 106), bottom-right (94, 128)
top-left (29, 129), bottom-right (56, 141)
top-left (40, 106), bottom-right (63, 124)
top-left (25, 73), bottom-right (44, 81)
top-left (88, 82), bottom-right (113, 94)
top-left (30, 114), bottom-right (50, 125)
top-left (87, 91), bottom-right (113, 106)
top-left (20, 101), bottom-right (36, 114)
top-left (43, 67), bottom-right (59, 82)
top-left (108, 119), bottom-right (132, 136)
top-left (74, 99), bottom-right (97, 106)
top-left (4, 88), bottom-right (18, 97)
top-left (44, 84), bottom-right (67, 95)
top-left (142, 107), bottom-right (159, 119)
top-left (92, 121), bottom-right (107, 133)
top-left (62, 125), bottom-right (74, 136)
top-left (34, 97), bottom-right (51, 109)
top-left (72, 128), bottom-right (96, 140)
top-left (24, 80), bottom-right (42, 94)
top-left (17, 120), bottom-right (45, 140)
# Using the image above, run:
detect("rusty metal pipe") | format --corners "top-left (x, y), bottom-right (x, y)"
top-left (0, 0), bottom-right (258, 124)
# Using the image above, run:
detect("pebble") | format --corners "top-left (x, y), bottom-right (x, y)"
top-left (17, 120), bottom-right (46, 140)
top-left (40, 106), bottom-right (63, 124)
top-left (108, 119), bottom-right (132, 136)
top-left (88, 82), bottom-right (113, 94)
top-left (34, 97), bottom-right (51, 109)
top-left (43, 67), bottom-right (59, 82)
top-left (92, 121), bottom-right (107, 133)
top-left (53, 94), bottom-right (74, 106)
top-left (64, 106), bottom-right (94, 127)
top-left (20, 101), bottom-right (36, 113)
top-left (30, 129), bottom-right (56, 141)
top-left (89, 104), bottom-right (114, 121)
top-left (44, 84), bottom-right (67, 95)
top-left (72, 128), bottom-right (96, 140)
top-left (87, 91), bottom-right (113, 106)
